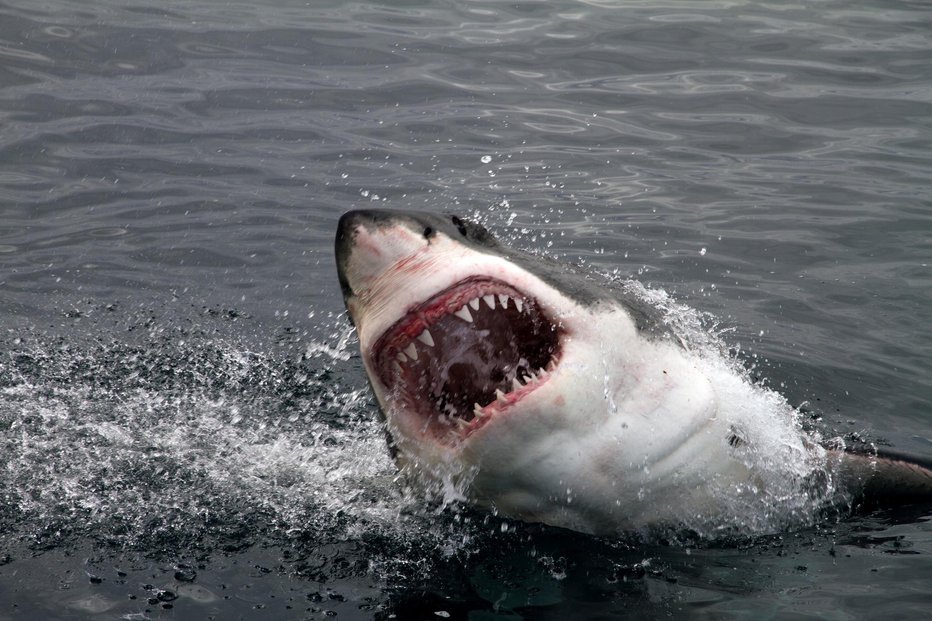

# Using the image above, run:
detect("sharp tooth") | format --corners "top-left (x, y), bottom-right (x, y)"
top-left (392, 361), bottom-right (402, 373)
top-left (469, 298), bottom-right (480, 310)
top-left (495, 389), bottom-right (507, 402)
top-left (498, 294), bottom-right (509, 308)
top-left (483, 294), bottom-right (496, 309)
top-left (523, 375), bottom-right (533, 384)
top-left (396, 352), bottom-right (408, 363)
top-left (404, 342), bottom-right (418, 361)
top-left (512, 377), bottom-right (522, 391)
top-left (515, 298), bottom-right (524, 313)
top-left (473, 403), bottom-right (484, 417)
top-left (454, 417), bottom-right (469, 429)
top-left (538, 367), bottom-right (548, 376)
top-left (416, 329), bottom-right (435, 347)
top-left (453, 305), bottom-right (473, 322)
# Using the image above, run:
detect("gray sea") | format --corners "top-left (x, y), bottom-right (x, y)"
top-left (1, 0), bottom-right (931, 618)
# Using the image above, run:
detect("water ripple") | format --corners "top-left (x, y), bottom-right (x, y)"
top-left (0, 0), bottom-right (930, 615)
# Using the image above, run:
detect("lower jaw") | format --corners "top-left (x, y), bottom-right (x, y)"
top-left (392, 374), bottom-right (553, 446)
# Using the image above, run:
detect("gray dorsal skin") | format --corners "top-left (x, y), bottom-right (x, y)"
top-left (335, 208), bottom-right (932, 533)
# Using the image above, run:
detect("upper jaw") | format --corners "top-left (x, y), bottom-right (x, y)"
top-left (352, 244), bottom-right (570, 352)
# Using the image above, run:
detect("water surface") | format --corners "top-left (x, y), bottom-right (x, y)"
top-left (1, 0), bottom-right (931, 618)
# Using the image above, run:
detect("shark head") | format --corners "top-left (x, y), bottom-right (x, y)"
top-left (335, 209), bottom-right (845, 535)
top-left (336, 209), bottom-right (610, 448)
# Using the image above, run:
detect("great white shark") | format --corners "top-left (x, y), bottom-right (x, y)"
top-left (335, 209), bottom-right (932, 536)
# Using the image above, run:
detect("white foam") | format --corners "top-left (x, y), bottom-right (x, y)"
top-left (0, 325), bottom-right (461, 555)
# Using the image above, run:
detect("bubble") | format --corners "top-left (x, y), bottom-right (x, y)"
top-left (176, 584), bottom-right (218, 603)
top-left (43, 26), bottom-right (74, 38)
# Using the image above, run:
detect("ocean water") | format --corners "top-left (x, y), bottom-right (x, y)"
top-left (1, 0), bottom-right (931, 618)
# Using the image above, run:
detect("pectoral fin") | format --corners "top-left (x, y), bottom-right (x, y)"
top-left (833, 447), bottom-right (932, 508)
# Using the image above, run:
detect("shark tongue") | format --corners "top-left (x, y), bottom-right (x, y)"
top-left (375, 277), bottom-right (560, 439)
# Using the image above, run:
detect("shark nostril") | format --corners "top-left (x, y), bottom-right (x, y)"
top-left (423, 226), bottom-right (435, 239)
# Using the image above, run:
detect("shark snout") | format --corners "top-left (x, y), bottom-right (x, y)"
top-left (334, 210), bottom-right (373, 300)
top-left (335, 210), bottom-right (433, 304)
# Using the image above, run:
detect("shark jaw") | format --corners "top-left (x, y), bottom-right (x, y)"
top-left (372, 275), bottom-right (562, 443)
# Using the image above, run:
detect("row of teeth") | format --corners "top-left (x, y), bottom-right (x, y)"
top-left (395, 331), bottom-right (431, 365)
top-left (470, 366), bottom-right (551, 418)
top-left (435, 364), bottom-right (552, 431)
top-left (453, 293), bottom-right (524, 323)
top-left (392, 293), bottom-right (526, 366)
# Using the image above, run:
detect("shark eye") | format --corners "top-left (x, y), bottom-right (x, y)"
top-left (423, 226), bottom-right (435, 239)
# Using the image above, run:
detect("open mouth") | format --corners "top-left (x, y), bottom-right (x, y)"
top-left (373, 276), bottom-right (562, 441)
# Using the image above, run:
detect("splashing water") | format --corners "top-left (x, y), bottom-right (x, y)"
top-left (603, 274), bottom-right (841, 537)
top-left (0, 269), bottom-right (845, 570)
top-left (0, 312), bottom-right (452, 562)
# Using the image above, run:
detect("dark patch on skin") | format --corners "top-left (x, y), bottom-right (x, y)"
top-left (727, 425), bottom-right (747, 449)
top-left (335, 209), bottom-right (670, 337)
